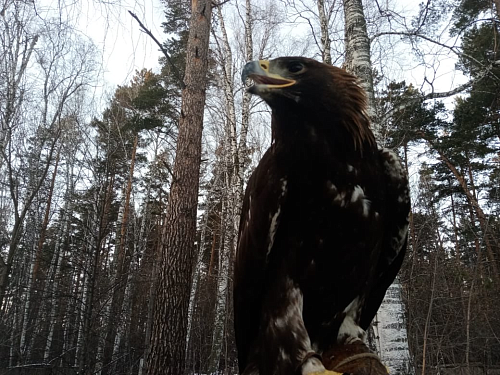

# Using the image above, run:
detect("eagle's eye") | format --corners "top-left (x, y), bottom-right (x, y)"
top-left (287, 62), bottom-right (304, 74)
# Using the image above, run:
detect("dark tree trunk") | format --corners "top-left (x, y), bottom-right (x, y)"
top-left (145, 0), bottom-right (213, 374)
top-left (102, 134), bottom-right (138, 374)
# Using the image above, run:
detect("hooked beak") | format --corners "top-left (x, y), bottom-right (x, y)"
top-left (241, 60), bottom-right (296, 93)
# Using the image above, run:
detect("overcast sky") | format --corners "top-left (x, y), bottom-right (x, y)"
top-left (75, 0), bottom-right (164, 87)
top-left (69, 0), bottom-right (467, 106)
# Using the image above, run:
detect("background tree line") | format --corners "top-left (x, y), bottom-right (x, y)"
top-left (0, 0), bottom-right (499, 374)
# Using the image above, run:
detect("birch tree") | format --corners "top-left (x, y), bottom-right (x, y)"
top-left (0, 0), bottom-right (97, 323)
top-left (343, 0), bottom-right (377, 132)
top-left (281, 0), bottom-right (344, 64)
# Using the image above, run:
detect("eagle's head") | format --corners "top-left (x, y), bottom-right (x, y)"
top-left (241, 57), bottom-right (375, 150)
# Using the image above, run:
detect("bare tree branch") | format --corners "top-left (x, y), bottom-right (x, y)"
top-left (212, 0), bottom-right (231, 7)
top-left (128, 10), bottom-right (186, 90)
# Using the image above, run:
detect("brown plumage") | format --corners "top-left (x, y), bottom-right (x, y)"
top-left (234, 57), bottom-right (410, 375)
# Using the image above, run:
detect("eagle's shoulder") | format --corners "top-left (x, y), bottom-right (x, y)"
top-left (379, 148), bottom-right (409, 194)
top-left (359, 148), bottom-right (410, 329)
top-left (378, 147), bottom-right (410, 265)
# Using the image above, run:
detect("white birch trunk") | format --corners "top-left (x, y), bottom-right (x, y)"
top-left (112, 259), bottom-right (135, 369)
top-left (373, 279), bottom-right (413, 374)
top-left (206, 8), bottom-right (241, 373)
top-left (343, 0), bottom-right (378, 139)
top-left (237, 0), bottom-right (254, 222)
top-left (186, 202), bottom-right (213, 350)
top-left (76, 203), bottom-right (100, 370)
top-left (240, 0), bottom-right (253, 163)
top-left (95, 300), bottom-right (110, 375)
top-left (95, 194), bottom-right (125, 375)
top-left (206, 2), bottom-right (255, 371)
top-left (62, 267), bottom-right (77, 367)
top-left (208, 196), bottom-right (232, 374)
top-left (75, 252), bottom-right (89, 369)
top-left (343, 1), bottom-right (410, 370)
top-left (42, 207), bottom-right (69, 361)
top-left (317, 0), bottom-right (332, 64)
top-left (43, 161), bottom-right (74, 361)
top-left (9, 275), bottom-right (23, 367)
top-left (19, 243), bottom-right (36, 362)
top-left (185, 237), bottom-right (202, 352)
top-left (114, 271), bottom-right (133, 357)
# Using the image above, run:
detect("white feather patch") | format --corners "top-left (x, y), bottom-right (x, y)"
top-left (337, 297), bottom-right (366, 343)
top-left (382, 148), bottom-right (406, 181)
top-left (301, 356), bottom-right (325, 374)
top-left (281, 178), bottom-right (287, 196)
top-left (351, 185), bottom-right (364, 202)
top-left (267, 207), bottom-right (281, 256)
top-left (267, 178), bottom-right (287, 256)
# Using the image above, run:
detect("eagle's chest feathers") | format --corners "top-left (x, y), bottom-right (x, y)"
top-left (274, 125), bottom-right (380, 220)
top-left (271, 142), bottom-right (384, 271)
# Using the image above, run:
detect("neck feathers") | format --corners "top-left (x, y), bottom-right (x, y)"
top-left (271, 107), bottom-right (376, 156)
top-left (341, 108), bottom-right (376, 152)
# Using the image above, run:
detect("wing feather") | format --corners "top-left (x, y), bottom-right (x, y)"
top-left (360, 148), bottom-right (410, 330)
top-left (234, 148), bottom-right (287, 372)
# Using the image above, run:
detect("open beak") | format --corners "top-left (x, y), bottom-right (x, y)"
top-left (241, 60), bottom-right (296, 91)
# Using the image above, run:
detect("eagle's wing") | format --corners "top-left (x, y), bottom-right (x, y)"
top-left (360, 148), bottom-right (410, 330)
top-left (233, 148), bottom-right (287, 373)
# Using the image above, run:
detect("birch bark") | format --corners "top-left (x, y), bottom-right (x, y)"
top-left (317, 0), bottom-right (332, 64)
top-left (343, 2), bottom-right (412, 371)
top-left (343, 0), bottom-right (378, 139)
top-left (207, 7), bottom-right (239, 372)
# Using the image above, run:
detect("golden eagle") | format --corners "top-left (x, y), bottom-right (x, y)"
top-left (234, 57), bottom-right (410, 375)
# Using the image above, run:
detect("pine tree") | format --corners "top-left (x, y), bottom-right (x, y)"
top-left (145, 1), bottom-right (213, 374)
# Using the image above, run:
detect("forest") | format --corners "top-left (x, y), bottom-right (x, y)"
top-left (0, 0), bottom-right (499, 374)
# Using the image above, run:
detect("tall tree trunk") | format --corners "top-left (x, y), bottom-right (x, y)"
top-left (102, 134), bottom-right (139, 374)
top-left (42, 204), bottom-right (70, 362)
top-left (136, 138), bottom-right (161, 375)
top-left (21, 148), bottom-right (62, 361)
top-left (32, 147), bottom-right (61, 282)
top-left (421, 232), bottom-right (440, 375)
top-left (19, 241), bottom-right (36, 363)
top-left (78, 174), bottom-right (114, 373)
top-left (207, 7), bottom-right (243, 372)
top-left (240, 0), bottom-right (253, 169)
top-left (186, 201), bottom-right (213, 353)
top-left (40, 158), bottom-right (75, 362)
top-left (145, 1), bottom-right (212, 374)
top-left (208, 196), bottom-right (231, 373)
top-left (373, 142), bottom-right (412, 373)
top-left (343, 0), bottom-right (378, 139)
top-left (343, 2), bottom-right (409, 369)
top-left (317, 0), bottom-right (332, 64)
